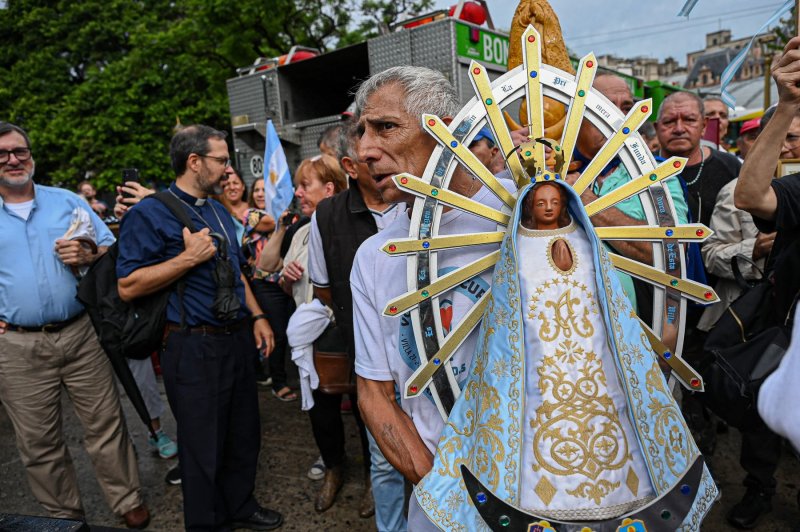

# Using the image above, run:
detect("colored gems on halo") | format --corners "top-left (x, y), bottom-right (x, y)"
top-left (525, 151), bottom-right (532, 157)
top-left (663, 351), bottom-right (672, 359)
top-left (670, 279), bottom-right (679, 287)
top-left (422, 241), bottom-right (430, 249)
top-left (578, 89), bottom-right (585, 97)
top-left (400, 177), bottom-right (408, 184)
top-left (587, 60), bottom-right (594, 67)
top-left (476, 492), bottom-right (487, 504)
top-left (499, 515), bottom-right (511, 527)
top-left (649, 174), bottom-right (658, 181)
top-left (450, 140), bottom-right (458, 148)
top-left (704, 291), bottom-right (713, 299)
top-left (696, 229), bottom-right (704, 237)
top-left (527, 35), bottom-right (535, 42)
top-left (690, 378), bottom-right (701, 388)
top-left (661, 510), bottom-right (671, 520)
top-left (410, 385), bottom-right (418, 393)
top-left (433, 358), bottom-right (440, 365)
top-left (431, 189), bottom-right (439, 196)
top-left (388, 244), bottom-right (397, 252)
top-left (473, 67), bottom-right (481, 75)
top-left (421, 290), bottom-right (429, 298)
top-left (486, 98), bottom-right (493, 105)
top-left (389, 306), bottom-right (398, 314)
top-left (642, 105), bottom-right (649, 113)
top-left (530, 71), bottom-right (538, 78)
top-left (681, 484), bottom-right (692, 495)
top-left (666, 229), bottom-right (674, 237)
top-left (428, 119), bottom-right (436, 126)
top-left (673, 161), bottom-right (682, 168)
top-left (622, 127), bottom-right (630, 134)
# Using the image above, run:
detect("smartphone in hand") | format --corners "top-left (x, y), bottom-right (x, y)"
top-left (121, 168), bottom-right (140, 199)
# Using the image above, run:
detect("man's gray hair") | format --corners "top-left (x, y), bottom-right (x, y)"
top-left (337, 118), bottom-right (357, 161)
top-left (354, 66), bottom-right (460, 121)
top-left (656, 91), bottom-right (704, 122)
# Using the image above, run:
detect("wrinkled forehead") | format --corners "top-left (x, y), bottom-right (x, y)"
top-left (0, 131), bottom-right (29, 148)
top-left (661, 97), bottom-right (703, 120)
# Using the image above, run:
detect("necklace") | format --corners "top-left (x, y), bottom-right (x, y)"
top-left (684, 147), bottom-right (706, 187)
top-left (168, 189), bottom-right (233, 247)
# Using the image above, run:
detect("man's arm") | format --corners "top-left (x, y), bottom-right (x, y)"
top-left (118, 227), bottom-right (215, 302)
top-left (735, 37), bottom-right (800, 219)
top-left (357, 377), bottom-right (434, 484)
top-left (580, 187), bottom-right (654, 264)
top-left (313, 285), bottom-right (333, 308)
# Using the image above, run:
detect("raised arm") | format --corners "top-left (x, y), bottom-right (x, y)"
top-left (735, 36), bottom-right (800, 219)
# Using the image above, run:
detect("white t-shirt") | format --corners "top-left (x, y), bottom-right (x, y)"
top-left (5, 199), bottom-right (34, 220)
top-left (350, 182), bottom-right (514, 453)
top-left (308, 202), bottom-right (405, 288)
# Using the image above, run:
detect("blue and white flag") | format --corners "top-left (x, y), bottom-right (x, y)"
top-left (720, 0), bottom-right (794, 108)
top-left (263, 119), bottom-right (294, 225)
top-left (677, 0), bottom-right (700, 17)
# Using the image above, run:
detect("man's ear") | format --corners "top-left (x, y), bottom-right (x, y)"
top-left (441, 116), bottom-right (453, 126)
top-left (341, 156), bottom-right (358, 180)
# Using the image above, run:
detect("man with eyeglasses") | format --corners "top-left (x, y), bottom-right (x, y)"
top-left (116, 124), bottom-right (282, 531)
top-left (0, 122), bottom-right (150, 528)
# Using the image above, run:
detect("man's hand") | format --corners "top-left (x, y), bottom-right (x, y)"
top-left (253, 317), bottom-right (275, 355)
top-left (114, 182), bottom-right (156, 219)
top-left (54, 239), bottom-right (96, 266)
top-left (181, 227), bottom-right (216, 266)
top-left (753, 231), bottom-right (777, 260)
top-left (282, 260), bottom-right (304, 285)
top-left (773, 36), bottom-right (800, 110)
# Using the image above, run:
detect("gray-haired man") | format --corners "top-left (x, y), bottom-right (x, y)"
top-left (350, 66), bottom-right (514, 529)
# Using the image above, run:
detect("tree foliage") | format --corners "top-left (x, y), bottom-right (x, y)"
top-left (0, 0), bottom-right (432, 191)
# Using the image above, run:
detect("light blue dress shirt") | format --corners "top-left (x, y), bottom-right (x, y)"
top-left (0, 184), bottom-right (115, 326)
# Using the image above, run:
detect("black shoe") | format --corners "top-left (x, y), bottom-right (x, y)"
top-left (726, 488), bottom-right (772, 529)
top-left (165, 464), bottom-right (181, 486)
top-left (232, 507), bottom-right (283, 530)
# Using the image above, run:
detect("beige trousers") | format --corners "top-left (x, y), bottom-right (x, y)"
top-left (0, 315), bottom-right (142, 519)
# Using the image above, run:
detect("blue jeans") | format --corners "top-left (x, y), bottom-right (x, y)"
top-left (367, 429), bottom-right (407, 532)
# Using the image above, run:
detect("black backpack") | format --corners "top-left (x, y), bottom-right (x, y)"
top-left (77, 191), bottom-right (196, 360)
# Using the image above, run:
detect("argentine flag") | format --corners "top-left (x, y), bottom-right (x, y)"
top-left (263, 119), bottom-right (294, 224)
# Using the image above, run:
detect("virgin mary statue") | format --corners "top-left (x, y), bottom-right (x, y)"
top-left (414, 180), bottom-right (717, 531)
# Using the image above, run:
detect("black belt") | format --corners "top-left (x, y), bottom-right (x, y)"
top-left (165, 318), bottom-right (248, 336)
top-left (6, 311), bottom-right (86, 333)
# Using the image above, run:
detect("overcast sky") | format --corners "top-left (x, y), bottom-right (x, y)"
top-left (433, 0), bottom-right (788, 63)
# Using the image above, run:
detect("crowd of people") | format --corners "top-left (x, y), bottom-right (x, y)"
top-left (2, 36), bottom-right (800, 532)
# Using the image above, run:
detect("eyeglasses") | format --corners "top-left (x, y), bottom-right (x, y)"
top-left (0, 148), bottom-right (32, 164)
top-left (199, 154), bottom-right (231, 167)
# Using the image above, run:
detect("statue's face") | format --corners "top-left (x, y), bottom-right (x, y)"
top-left (524, 183), bottom-right (564, 230)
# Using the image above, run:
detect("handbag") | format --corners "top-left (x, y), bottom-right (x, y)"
top-left (701, 255), bottom-right (788, 429)
top-left (313, 323), bottom-right (356, 395)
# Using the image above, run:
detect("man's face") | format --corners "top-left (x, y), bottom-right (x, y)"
top-left (469, 138), bottom-right (498, 169)
top-left (704, 100), bottom-right (730, 140)
top-left (196, 138), bottom-right (230, 196)
top-left (0, 132), bottom-right (34, 189)
top-left (780, 116), bottom-right (800, 159)
top-left (656, 96), bottom-right (705, 158)
top-left (577, 76), bottom-right (634, 158)
top-left (736, 130), bottom-right (758, 160)
top-left (357, 83), bottom-right (438, 204)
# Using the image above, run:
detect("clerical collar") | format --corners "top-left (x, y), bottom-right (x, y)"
top-left (169, 182), bottom-right (207, 206)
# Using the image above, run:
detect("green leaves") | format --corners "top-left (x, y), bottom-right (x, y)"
top-left (1, 0), bottom-right (435, 191)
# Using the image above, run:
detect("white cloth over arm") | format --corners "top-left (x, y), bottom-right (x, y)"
top-left (286, 299), bottom-right (333, 410)
top-left (307, 212), bottom-right (329, 288)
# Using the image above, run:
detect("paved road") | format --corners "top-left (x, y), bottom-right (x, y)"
top-left (1, 373), bottom-right (798, 530)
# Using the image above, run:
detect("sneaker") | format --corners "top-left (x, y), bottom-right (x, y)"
top-left (148, 429), bottom-right (178, 459)
top-left (165, 464), bottom-right (181, 485)
top-left (307, 456), bottom-right (326, 481)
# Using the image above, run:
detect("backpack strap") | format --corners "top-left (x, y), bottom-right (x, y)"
top-left (146, 190), bottom-right (198, 329)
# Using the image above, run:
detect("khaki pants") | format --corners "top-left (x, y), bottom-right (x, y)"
top-left (0, 315), bottom-right (142, 518)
